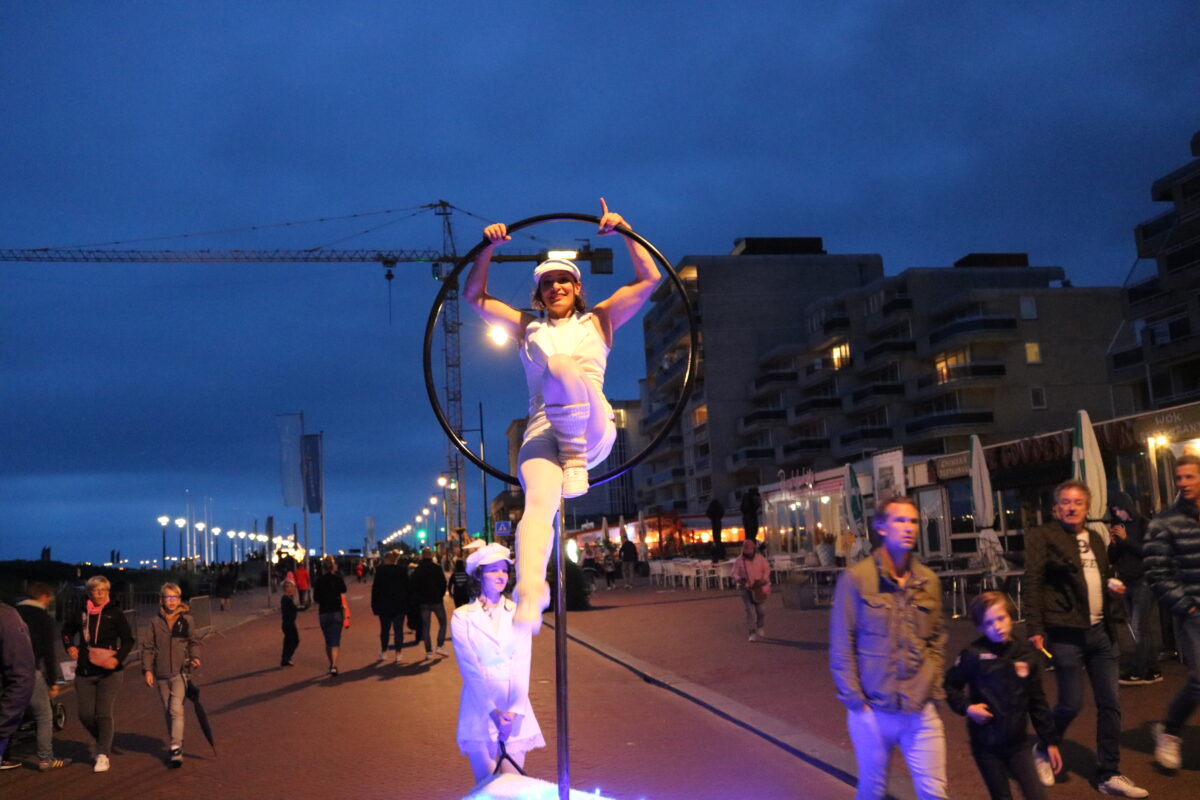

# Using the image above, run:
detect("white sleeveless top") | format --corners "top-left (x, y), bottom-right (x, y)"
top-left (520, 312), bottom-right (609, 415)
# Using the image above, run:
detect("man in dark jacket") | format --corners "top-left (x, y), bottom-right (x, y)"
top-left (1107, 491), bottom-right (1161, 685)
top-left (15, 584), bottom-right (70, 770)
top-left (1024, 479), bottom-right (1146, 797)
top-left (0, 602), bottom-right (36, 770)
top-left (411, 547), bottom-right (449, 660)
top-left (1144, 453), bottom-right (1200, 772)
top-left (618, 535), bottom-right (639, 589)
top-left (371, 550), bottom-right (411, 664)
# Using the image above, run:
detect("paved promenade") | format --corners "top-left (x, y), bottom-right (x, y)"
top-left (4, 578), bottom-right (1196, 799)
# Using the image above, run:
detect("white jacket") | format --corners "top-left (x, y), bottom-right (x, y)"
top-left (452, 598), bottom-right (545, 752)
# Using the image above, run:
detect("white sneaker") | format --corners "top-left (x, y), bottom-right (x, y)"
top-left (1153, 722), bottom-right (1182, 769)
top-left (376, 650), bottom-right (386, 662)
top-left (561, 466), bottom-right (589, 499)
top-left (435, 647), bottom-right (449, 657)
top-left (93, 754), bottom-right (110, 773)
top-left (748, 632), bottom-right (758, 642)
top-left (393, 655), bottom-right (404, 666)
top-left (1097, 774), bottom-right (1149, 798)
top-left (1032, 745), bottom-right (1054, 787)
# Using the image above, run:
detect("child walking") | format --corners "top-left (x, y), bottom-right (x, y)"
top-left (140, 582), bottom-right (201, 767)
top-left (280, 579), bottom-right (300, 667)
top-left (946, 591), bottom-right (1061, 799)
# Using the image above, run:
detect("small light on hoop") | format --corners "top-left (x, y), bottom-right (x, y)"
top-left (487, 325), bottom-right (509, 346)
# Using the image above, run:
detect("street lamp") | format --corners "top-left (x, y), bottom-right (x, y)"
top-left (157, 515), bottom-right (170, 567)
top-left (195, 522), bottom-right (206, 566)
top-left (225, 529), bottom-right (235, 562)
top-left (211, 527), bottom-right (221, 562)
top-left (237, 530), bottom-right (247, 561)
top-left (174, 518), bottom-right (186, 569)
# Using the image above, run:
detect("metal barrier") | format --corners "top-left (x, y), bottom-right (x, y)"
top-left (189, 595), bottom-right (213, 633)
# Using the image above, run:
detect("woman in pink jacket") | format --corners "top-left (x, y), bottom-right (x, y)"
top-left (731, 539), bottom-right (771, 642)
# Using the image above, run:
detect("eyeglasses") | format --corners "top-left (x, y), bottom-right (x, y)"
top-left (162, 595), bottom-right (181, 600)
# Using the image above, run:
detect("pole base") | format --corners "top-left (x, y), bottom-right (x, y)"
top-left (462, 773), bottom-right (618, 799)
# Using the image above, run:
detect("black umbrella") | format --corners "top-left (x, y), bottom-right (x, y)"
top-left (183, 671), bottom-right (217, 754)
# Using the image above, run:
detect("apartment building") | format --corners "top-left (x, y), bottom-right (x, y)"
top-left (764, 254), bottom-right (1123, 475)
top-left (1110, 131), bottom-right (1200, 412)
top-left (637, 238), bottom-right (884, 516)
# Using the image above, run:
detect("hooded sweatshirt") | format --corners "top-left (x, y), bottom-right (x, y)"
top-left (1107, 491), bottom-right (1147, 585)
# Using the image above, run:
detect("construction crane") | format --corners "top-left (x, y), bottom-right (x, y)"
top-left (0, 200), bottom-right (475, 536)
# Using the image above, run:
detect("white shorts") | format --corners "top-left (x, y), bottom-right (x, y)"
top-left (519, 403), bottom-right (617, 473)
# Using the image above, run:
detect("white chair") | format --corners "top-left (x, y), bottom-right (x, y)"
top-left (648, 560), bottom-right (664, 587)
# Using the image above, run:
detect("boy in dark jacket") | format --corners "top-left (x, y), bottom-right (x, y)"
top-left (15, 583), bottom-right (70, 770)
top-left (280, 580), bottom-right (299, 667)
top-left (947, 592), bottom-right (1061, 800)
top-left (1107, 491), bottom-right (1161, 685)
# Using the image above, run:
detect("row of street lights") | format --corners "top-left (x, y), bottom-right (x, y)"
top-left (154, 515), bottom-right (278, 568)
top-left (380, 476), bottom-right (457, 552)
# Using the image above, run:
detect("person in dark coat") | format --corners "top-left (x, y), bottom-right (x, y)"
top-left (15, 583), bottom-right (70, 770)
top-left (280, 579), bottom-right (300, 667)
top-left (61, 575), bottom-right (134, 773)
top-left (946, 591), bottom-right (1061, 800)
top-left (411, 547), bottom-right (449, 659)
top-left (448, 559), bottom-right (473, 609)
top-left (1107, 490), bottom-right (1160, 685)
top-left (0, 602), bottom-right (36, 771)
top-left (372, 550), bottom-right (411, 664)
top-left (312, 555), bottom-right (349, 677)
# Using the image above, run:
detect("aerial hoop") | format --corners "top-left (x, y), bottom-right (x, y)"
top-left (423, 212), bottom-right (699, 486)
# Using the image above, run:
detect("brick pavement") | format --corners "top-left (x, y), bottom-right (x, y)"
top-left (570, 580), bottom-right (1199, 800)
top-left (3, 584), bottom-right (855, 800)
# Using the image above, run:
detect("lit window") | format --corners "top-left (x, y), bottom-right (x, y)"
top-left (1025, 342), bottom-right (1042, 364)
top-left (831, 343), bottom-right (850, 369)
top-left (691, 404), bottom-right (708, 427)
top-left (934, 348), bottom-right (969, 384)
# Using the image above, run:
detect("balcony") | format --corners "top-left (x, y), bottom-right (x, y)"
top-left (645, 317), bottom-right (692, 361)
top-left (862, 339), bottom-right (917, 362)
top-left (927, 315), bottom-right (1017, 346)
top-left (882, 295), bottom-right (913, 315)
top-left (645, 466), bottom-right (686, 490)
top-left (739, 407), bottom-right (788, 434)
top-left (904, 410), bottom-right (994, 435)
top-left (1110, 346), bottom-right (1145, 372)
top-left (823, 314), bottom-right (850, 334)
top-left (749, 370), bottom-right (799, 396)
top-left (693, 455), bottom-right (711, 473)
top-left (838, 427), bottom-right (893, 446)
top-left (850, 382), bottom-right (906, 405)
top-left (803, 357), bottom-right (852, 384)
top-left (725, 447), bottom-right (776, 471)
top-left (779, 436), bottom-right (831, 459)
top-left (788, 396), bottom-right (843, 423)
top-left (650, 353), bottom-right (691, 397)
top-left (1135, 210), bottom-right (1178, 256)
top-left (1126, 277), bottom-right (1164, 306)
top-left (639, 403), bottom-right (674, 436)
top-left (915, 362), bottom-right (1006, 390)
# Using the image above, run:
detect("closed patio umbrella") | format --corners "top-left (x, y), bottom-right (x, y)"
top-left (1072, 409), bottom-right (1110, 535)
top-left (842, 464), bottom-right (869, 562)
top-left (970, 434), bottom-right (1006, 574)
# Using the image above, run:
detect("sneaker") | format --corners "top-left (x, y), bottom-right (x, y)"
top-left (281, 660), bottom-right (294, 667)
top-left (561, 466), bottom-right (589, 499)
top-left (0, 760), bottom-right (20, 771)
top-left (1096, 774), bottom-right (1148, 797)
top-left (376, 650), bottom-right (386, 662)
top-left (1032, 745), bottom-right (1055, 787)
top-left (93, 754), bottom-right (110, 773)
top-left (1119, 673), bottom-right (1148, 686)
top-left (748, 633), bottom-right (758, 642)
top-left (756, 627), bottom-right (766, 639)
top-left (1145, 672), bottom-right (1164, 684)
top-left (1153, 722), bottom-right (1182, 770)
top-left (435, 647), bottom-right (449, 657)
top-left (393, 655), bottom-right (403, 666)
top-left (424, 650), bottom-right (434, 660)
top-left (38, 758), bottom-right (71, 771)
top-left (328, 666), bottom-right (338, 677)
top-left (168, 748), bottom-right (182, 768)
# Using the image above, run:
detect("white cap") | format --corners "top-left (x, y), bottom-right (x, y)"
top-left (466, 542), bottom-right (512, 574)
top-left (462, 538), bottom-right (487, 552)
top-left (533, 258), bottom-right (581, 284)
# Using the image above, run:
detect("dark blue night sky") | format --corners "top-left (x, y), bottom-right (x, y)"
top-left (3, 2), bottom-right (1198, 563)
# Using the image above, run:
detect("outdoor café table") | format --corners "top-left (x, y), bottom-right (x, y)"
top-left (793, 564), bottom-right (843, 606)
top-left (937, 568), bottom-right (986, 619)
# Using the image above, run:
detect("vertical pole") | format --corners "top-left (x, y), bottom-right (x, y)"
top-left (319, 432), bottom-right (328, 557)
top-left (480, 402), bottom-right (490, 543)
top-left (555, 497), bottom-right (569, 799)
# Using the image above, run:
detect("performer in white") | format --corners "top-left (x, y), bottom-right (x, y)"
top-left (464, 199), bottom-right (660, 629)
top-left (452, 543), bottom-right (545, 782)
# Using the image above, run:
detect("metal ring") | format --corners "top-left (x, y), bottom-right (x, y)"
top-left (423, 212), bottom-right (699, 486)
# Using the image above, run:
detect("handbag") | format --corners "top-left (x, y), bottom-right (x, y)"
top-left (750, 581), bottom-right (769, 605)
top-left (87, 646), bottom-right (118, 668)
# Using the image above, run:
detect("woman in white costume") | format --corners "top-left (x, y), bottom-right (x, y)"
top-left (452, 543), bottom-right (545, 782)
top-left (464, 199), bottom-right (660, 629)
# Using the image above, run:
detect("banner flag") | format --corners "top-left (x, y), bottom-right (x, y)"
top-left (301, 433), bottom-right (323, 513)
top-left (277, 414), bottom-right (303, 508)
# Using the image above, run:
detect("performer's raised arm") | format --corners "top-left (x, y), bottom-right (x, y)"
top-left (463, 223), bottom-right (532, 339)
top-left (592, 197), bottom-right (661, 337)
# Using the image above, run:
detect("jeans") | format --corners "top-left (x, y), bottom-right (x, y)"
top-left (1045, 624), bottom-right (1121, 779)
top-left (378, 612), bottom-right (404, 652)
top-left (847, 702), bottom-right (948, 800)
top-left (971, 741), bottom-right (1047, 800)
top-left (621, 561), bottom-right (636, 586)
top-left (740, 589), bottom-right (765, 633)
top-left (75, 669), bottom-right (123, 756)
top-left (1119, 582), bottom-right (1160, 677)
top-left (155, 674), bottom-right (186, 749)
top-left (29, 672), bottom-right (57, 762)
top-left (281, 624), bottom-right (299, 665)
top-left (420, 602), bottom-right (447, 653)
top-left (1164, 612), bottom-right (1200, 736)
